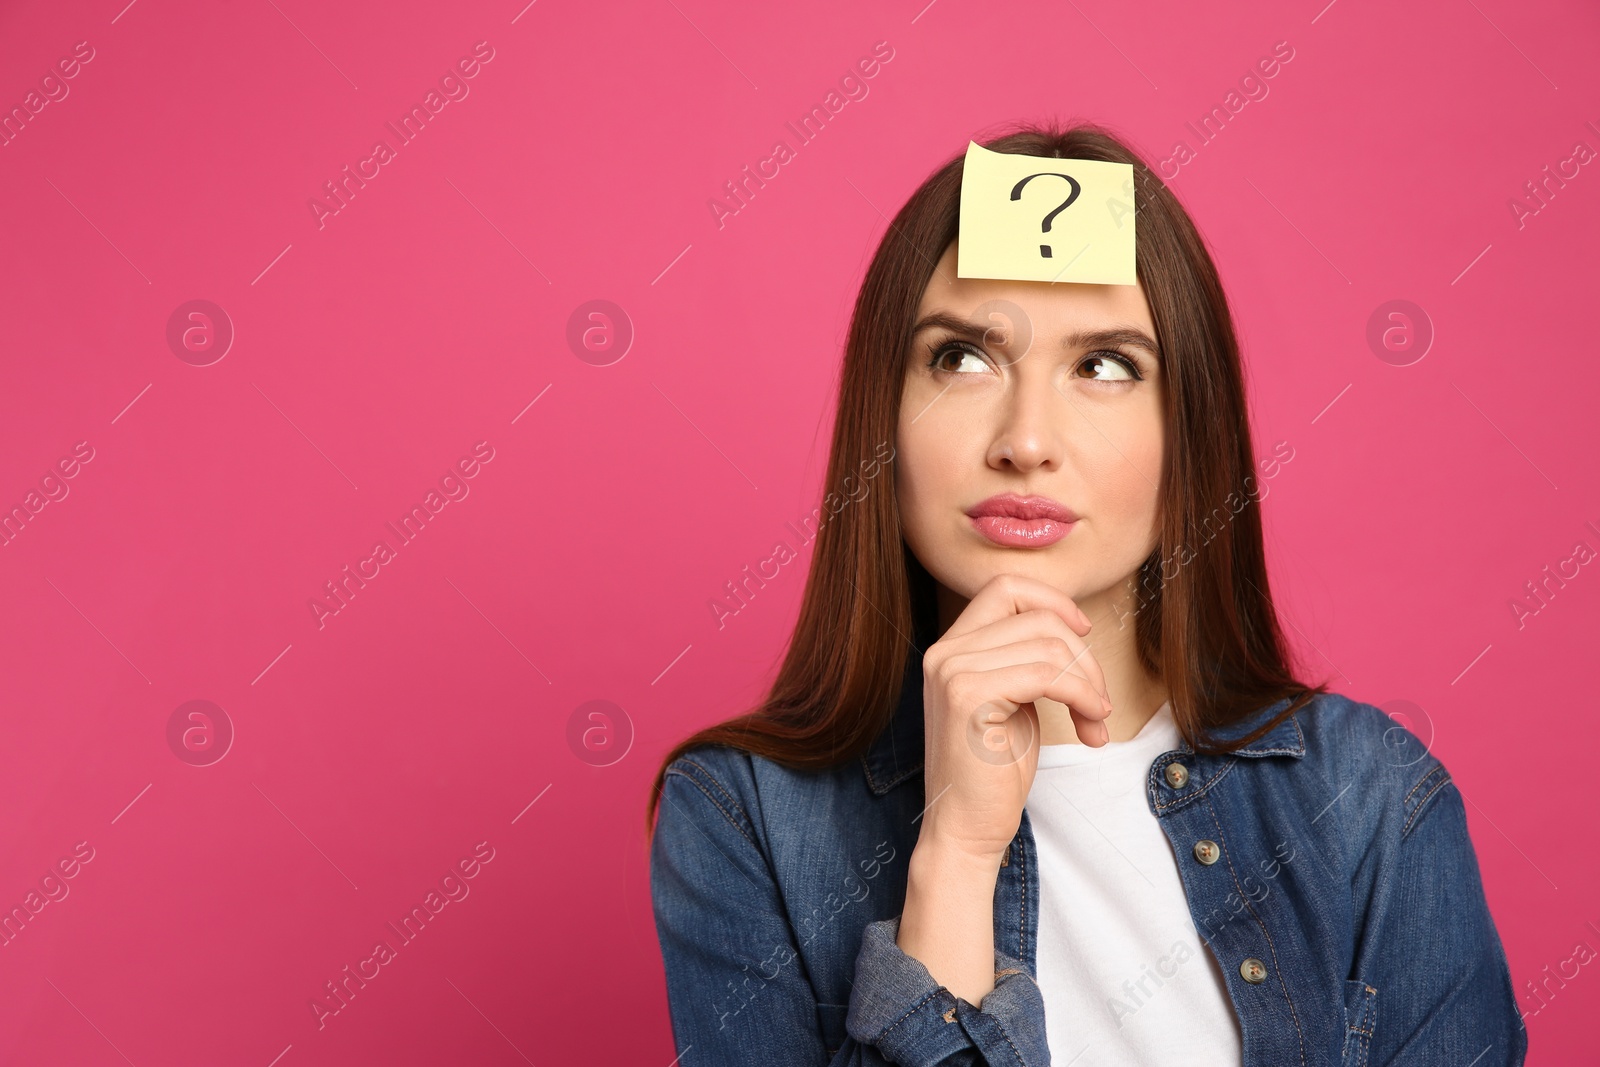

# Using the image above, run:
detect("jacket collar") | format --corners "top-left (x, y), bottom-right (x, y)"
top-left (861, 647), bottom-right (1307, 796)
top-left (861, 647), bottom-right (929, 796)
top-left (860, 595), bottom-right (937, 797)
top-left (1176, 694), bottom-right (1308, 759)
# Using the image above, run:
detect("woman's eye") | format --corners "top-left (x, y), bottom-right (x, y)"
top-left (927, 341), bottom-right (989, 375)
top-left (1076, 352), bottom-right (1141, 382)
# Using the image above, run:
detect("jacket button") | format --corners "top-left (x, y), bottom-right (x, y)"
top-left (1192, 839), bottom-right (1219, 865)
top-left (1239, 957), bottom-right (1267, 984)
top-left (1164, 762), bottom-right (1190, 789)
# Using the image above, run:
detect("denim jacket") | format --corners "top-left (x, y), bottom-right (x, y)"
top-left (651, 642), bottom-right (1528, 1066)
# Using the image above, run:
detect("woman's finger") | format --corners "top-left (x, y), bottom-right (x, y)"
top-left (936, 608), bottom-right (1109, 704)
top-left (941, 573), bottom-right (1091, 643)
top-left (952, 661), bottom-right (1113, 746)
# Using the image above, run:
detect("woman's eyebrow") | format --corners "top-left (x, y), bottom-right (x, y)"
top-left (1062, 326), bottom-right (1163, 359)
top-left (910, 311), bottom-right (995, 343)
top-left (911, 311), bottom-right (1162, 359)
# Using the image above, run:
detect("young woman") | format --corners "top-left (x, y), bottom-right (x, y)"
top-left (645, 122), bottom-right (1527, 1067)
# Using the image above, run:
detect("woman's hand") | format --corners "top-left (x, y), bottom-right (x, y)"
top-left (918, 572), bottom-right (1112, 866)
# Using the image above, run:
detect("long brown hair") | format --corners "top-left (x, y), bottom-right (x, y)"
top-left (645, 119), bottom-right (1326, 836)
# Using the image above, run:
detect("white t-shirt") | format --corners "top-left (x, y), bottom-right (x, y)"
top-left (1024, 701), bottom-right (1243, 1065)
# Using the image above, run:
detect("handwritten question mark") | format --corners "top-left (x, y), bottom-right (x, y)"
top-left (1009, 172), bottom-right (1081, 259)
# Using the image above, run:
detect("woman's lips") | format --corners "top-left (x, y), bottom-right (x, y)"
top-left (965, 494), bottom-right (1079, 547)
top-left (969, 515), bottom-right (1075, 547)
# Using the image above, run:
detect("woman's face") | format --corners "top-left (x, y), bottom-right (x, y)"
top-left (897, 239), bottom-right (1166, 617)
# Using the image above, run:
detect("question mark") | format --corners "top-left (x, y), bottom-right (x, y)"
top-left (1009, 172), bottom-right (1081, 259)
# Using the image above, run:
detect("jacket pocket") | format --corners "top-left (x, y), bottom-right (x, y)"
top-left (1340, 978), bottom-right (1378, 1067)
top-left (817, 1002), bottom-right (849, 1057)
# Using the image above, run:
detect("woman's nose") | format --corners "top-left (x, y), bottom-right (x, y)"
top-left (987, 379), bottom-right (1066, 471)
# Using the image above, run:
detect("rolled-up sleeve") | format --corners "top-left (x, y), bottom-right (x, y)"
top-left (846, 914), bottom-right (1051, 1065)
top-left (652, 753), bottom-right (1052, 1066)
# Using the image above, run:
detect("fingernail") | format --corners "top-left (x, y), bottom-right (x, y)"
top-left (1102, 698), bottom-right (1113, 713)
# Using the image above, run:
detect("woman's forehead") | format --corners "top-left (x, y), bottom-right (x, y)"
top-left (918, 240), bottom-right (1154, 333)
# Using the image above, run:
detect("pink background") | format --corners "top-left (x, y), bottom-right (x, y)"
top-left (1, 0), bottom-right (1595, 1062)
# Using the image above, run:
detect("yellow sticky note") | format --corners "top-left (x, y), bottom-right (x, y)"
top-left (957, 141), bottom-right (1136, 285)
